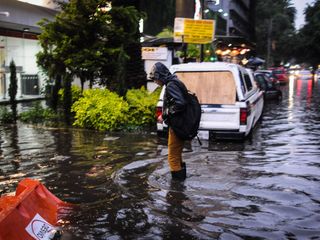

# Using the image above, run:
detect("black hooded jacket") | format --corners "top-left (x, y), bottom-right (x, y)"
top-left (151, 62), bottom-right (188, 125)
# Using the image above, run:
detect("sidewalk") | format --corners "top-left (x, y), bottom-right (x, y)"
top-left (0, 95), bottom-right (45, 105)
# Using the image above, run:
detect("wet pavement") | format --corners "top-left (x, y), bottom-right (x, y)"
top-left (0, 77), bottom-right (320, 239)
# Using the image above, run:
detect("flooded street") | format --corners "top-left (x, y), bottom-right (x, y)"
top-left (1, 78), bottom-right (320, 239)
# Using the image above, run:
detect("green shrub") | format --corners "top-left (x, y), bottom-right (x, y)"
top-left (19, 102), bottom-right (57, 123)
top-left (0, 107), bottom-right (15, 123)
top-left (125, 87), bottom-right (161, 126)
top-left (58, 85), bottom-right (83, 104)
top-left (71, 88), bottom-right (129, 131)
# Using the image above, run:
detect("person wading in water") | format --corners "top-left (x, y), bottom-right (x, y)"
top-left (149, 62), bottom-right (188, 180)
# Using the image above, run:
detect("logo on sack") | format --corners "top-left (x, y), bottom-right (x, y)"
top-left (25, 214), bottom-right (55, 240)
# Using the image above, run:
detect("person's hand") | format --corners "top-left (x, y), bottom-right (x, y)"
top-left (157, 114), bottom-right (163, 123)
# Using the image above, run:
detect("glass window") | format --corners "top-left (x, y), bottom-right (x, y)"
top-left (273, 70), bottom-right (284, 74)
top-left (255, 75), bottom-right (267, 90)
top-left (243, 73), bottom-right (253, 91)
top-left (238, 70), bottom-right (246, 94)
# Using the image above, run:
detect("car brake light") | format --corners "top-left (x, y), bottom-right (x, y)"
top-left (240, 108), bottom-right (247, 125)
top-left (156, 107), bottom-right (163, 123)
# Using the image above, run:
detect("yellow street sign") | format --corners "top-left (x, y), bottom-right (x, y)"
top-left (174, 18), bottom-right (215, 44)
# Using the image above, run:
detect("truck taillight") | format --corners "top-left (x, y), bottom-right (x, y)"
top-left (156, 107), bottom-right (163, 123)
top-left (240, 108), bottom-right (247, 125)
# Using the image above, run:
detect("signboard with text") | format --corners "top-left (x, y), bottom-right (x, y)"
top-left (174, 17), bottom-right (215, 44)
top-left (141, 47), bottom-right (168, 60)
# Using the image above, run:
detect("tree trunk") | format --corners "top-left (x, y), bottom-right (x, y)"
top-left (63, 74), bottom-right (72, 125)
top-left (50, 74), bottom-right (62, 112)
top-left (9, 60), bottom-right (18, 121)
top-left (80, 76), bottom-right (85, 92)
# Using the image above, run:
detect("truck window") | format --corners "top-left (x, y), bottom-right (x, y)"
top-left (238, 71), bottom-right (246, 95)
top-left (176, 71), bottom-right (236, 105)
top-left (243, 73), bottom-right (253, 91)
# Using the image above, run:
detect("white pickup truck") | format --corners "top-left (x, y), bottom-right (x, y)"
top-left (156, 62), bottom-right (264, 140)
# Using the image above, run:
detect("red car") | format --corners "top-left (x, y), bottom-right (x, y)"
top-left (270, 67), bottom-right (289, 84)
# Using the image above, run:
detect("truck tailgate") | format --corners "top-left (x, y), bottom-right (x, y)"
top-left (199, 105), bottom-right (240, 130)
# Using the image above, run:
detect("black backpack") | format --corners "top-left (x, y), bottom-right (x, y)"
top-left (170, 90), bottom-right (202, 141)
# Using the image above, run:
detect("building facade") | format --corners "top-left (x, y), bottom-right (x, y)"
top-left (174, 0), bottom-right (255, 41)
top-left (226, 0), bottom-right (255, 41)
top-left (203, 0), bottom-right (255, 63)
top-left (0, 0), bottom-right (57, 100)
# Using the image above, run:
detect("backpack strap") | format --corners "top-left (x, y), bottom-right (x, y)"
top-left (196, 135), bottom-right (202, 146)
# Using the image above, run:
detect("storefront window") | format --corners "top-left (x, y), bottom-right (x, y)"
top-left (0, 34), bottom-right (41, 98)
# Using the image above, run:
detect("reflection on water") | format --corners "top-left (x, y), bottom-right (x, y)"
top-left (1, 79), bottom-right (320, 239)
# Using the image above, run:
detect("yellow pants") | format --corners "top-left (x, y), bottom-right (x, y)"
top-left (168, 128), bottom-right (184, 171)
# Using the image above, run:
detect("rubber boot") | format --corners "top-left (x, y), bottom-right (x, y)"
top-left (181, 162), bottom-right (186, 177)
top-left (171, 162), bottom-right (186, 181)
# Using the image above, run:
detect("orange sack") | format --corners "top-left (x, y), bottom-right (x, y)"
top-left (0, 178), bottom-right (72, 240)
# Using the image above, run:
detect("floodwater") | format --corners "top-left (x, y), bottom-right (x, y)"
top-left (1, 77), bottom-right (320, 239)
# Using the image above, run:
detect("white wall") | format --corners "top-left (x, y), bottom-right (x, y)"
top-left (0, 36), bottom-right (44, 98)
top-left (5, 36), bottom-right (40, 74)
top-left (144, 49), bottom-right (172, 92)
top-left (18, 0), bottom-right (57, 9)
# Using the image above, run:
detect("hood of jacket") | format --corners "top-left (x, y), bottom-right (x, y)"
top-left (149, 62), bottom-right (178, 85)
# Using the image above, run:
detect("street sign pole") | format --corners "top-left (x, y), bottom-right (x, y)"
top-left (200, 0), bottom-right (205, 62)
top-left (182, 35), bottom-right (187, 63)
top-left (174, 17), bottom-right (215, 63)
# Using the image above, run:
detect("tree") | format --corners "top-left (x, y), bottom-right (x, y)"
top-left (255, 0), bottom-right (296, 67)
top-left (140, 0), bottom-right (175, 36)
top-left (9, 60), bottom-right (18, 121)
top-left (37, 0), bottom-right (144, 100)
top-left (156, 27), bottom-right (173, 38)
top-left (102, 2), bottom-right (146, 94)
top-left (295, 0), bottom-right (320, 70)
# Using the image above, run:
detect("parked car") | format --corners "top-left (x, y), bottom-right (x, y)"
top-left (297, 69), bottom-right (313, 80)
top-left (317, 69), bottom-right (320, 79)
top-left (156, 62), bottom-right (264, 140)
top-left (254, 72), bottom-right (282, 100)
top-left (255, 70), bottom-right (280, 86)
top-left (270, 67), bottom-right (289, 84)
